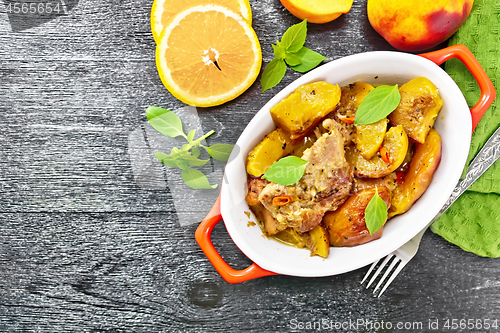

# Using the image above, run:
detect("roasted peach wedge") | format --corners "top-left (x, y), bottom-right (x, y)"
top-left (272, 225), bottom-right (330, 258)
top-left (345, 125), bottom-right (409, 178)
top-left (389, 128), bottom-right (442, 217)
top-left (307, 225), bottom-right (330, 258)
top-left (389, 77), bottom-right (444, 144)
top-left (270, 81), bottom-right (341, 140)
top-left (354, 118), bottom-right (389, 160)
top-left (324, 186), bottom-right (391, 247)
top-left (246, 127), bottom-right (301, 177)
top-left (337, 81), bottom-right (375, 118)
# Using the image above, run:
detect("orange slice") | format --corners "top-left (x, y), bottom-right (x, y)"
top-left (151, 0), bottom-right (252, 43)
top-left (155, 5), bottom-right (262, 107)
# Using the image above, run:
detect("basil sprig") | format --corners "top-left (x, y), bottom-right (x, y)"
top-left (354, 85), bottom-right (401, 125)
top-left (147, 106), bottom-right (233, 189)
top-left (365, 188), bottom-right (388, 235)
top-left (262, 156), bottom-right (308, 186)
top-left (261, 19), bottom-right (327, 93)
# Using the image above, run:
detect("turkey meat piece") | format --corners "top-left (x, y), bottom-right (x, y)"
top-left (259, 120), bottom-right (354, 233)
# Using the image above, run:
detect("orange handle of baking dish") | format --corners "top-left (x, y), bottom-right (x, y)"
top-left (195, 194), bottom-right (277, 283)
top-left (419, 44), bottom-right (496, 132)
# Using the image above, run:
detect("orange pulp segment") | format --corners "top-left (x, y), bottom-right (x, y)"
top-left (155, 5), bottom-right (261, 107)
top-left (151, 0), bottom-right (252, 43)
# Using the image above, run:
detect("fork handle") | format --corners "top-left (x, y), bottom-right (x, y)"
top-left (431, 125), bottom-right (500, 224)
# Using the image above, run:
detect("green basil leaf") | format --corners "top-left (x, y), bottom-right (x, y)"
top-left (262, 156), bottom-right (308, 186)
top-left (170, 147), bottom-right (183, 157)
top-left (182, 154), bottom-right (209, 167)
top-left (207, 143), bottom-right (233, 161)
top-left (176, 159), bottom-right (188, 170)
top-left (261, 58), bottom-right (287, 93)
top-left (354, 85), bottom-right (401, 125)
top-left (146, 105), bottom-right (169, 121)
top-left (181, 167), bottom-right (218, 189)
top-left (281, 19), bottom-right (307, 53)
top-left (187, 129), bottom-right (196, 142)
top-left (155, 152), bottom-right (178, 168)
top-left (288, 46), bottom-right (326, 73)
top-left (191, 147), bottom-right (200, 158)
top-left (146, 106), bottom-right (186, 138)
top-left (168, 148), bottom-right (208, 166)
top-left (284, 51), bottom-right (302, 66)
top-left (365, 189), bottom-right (388, 235)
top-left (169, 147), bottom-right (186, 160)
top-left (148, 106), bottom-right (225, 190)
top-left (272, 43), bottom-right (285, 60)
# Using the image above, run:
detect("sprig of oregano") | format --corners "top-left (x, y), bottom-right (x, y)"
top-left (147, 106), bottom-right (233, 190)
top-left (354, 85), bottom-right (401, 125)
top-left (262, 155), bottom-right (308, 186)
top-left (365, 188), bottom-right (388, 235)
top-left (261, 19), bottom-right (327, 93)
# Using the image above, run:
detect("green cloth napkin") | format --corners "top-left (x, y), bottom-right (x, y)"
top-left (430, 0), bottom-right (500, 257)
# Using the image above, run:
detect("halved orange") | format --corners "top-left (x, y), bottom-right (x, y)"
top-left (156, 5), bottom-right (262, 107)
top-left (151, 0), bottom-right (252, 43)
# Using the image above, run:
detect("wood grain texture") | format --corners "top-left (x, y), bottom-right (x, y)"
top-left (1, 0), bottom-right (499, 332)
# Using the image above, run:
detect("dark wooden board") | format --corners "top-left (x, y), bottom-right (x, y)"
top-left (1, 0), bottom-right (499, 332)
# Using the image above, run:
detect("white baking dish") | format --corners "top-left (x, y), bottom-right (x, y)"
top-left (196, 45), bottom-right (495, 283)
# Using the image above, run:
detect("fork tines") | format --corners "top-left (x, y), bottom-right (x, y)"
top-left (361, 253), bottom-right (409, 298)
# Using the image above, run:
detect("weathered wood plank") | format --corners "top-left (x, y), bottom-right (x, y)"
top-left (0, 213), bottom-right (499, 332)
top-left (0, 0), bottom-right (498, 331)
top-left (0, 0), bottom-right (391, 214)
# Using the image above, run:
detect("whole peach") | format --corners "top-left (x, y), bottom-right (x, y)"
top-left (367, 0), bottom-right (474, 52)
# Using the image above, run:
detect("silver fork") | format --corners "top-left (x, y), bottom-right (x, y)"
top-left (361, 228), bottom-right (426, 297)
top-left (361, 125), bottom-right (500, 297)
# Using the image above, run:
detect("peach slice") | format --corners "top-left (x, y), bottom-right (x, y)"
top-left (389, 128), bottom-right (442, 217)
top-left (354, 118), bottom-right (389, 160)
top-left (246, 128), bottom-right (301, 177)
top-left (272, 225), bottom-right (329, 258)
top-left (280, 0), bottom-right (354, 24)
top-left (307, 225), bottom-right (330, 258)
top-left (345, 125), bottom-right (409, 178)
top-left (270, 81), bottom-right (341, 140)
top-left (389, 77), bottom-right (444, 144)
top-left (324, 186), bottom-right (391, 247)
